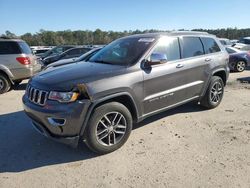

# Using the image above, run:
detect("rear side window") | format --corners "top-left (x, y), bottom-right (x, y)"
top-left (67, 48), bottom-right (79, 55)
top-left (18, 42), bottom-right (32, 54)
top-left (151, 37), bottom-right (180, 61)
top-left (0, 41), bottom-right (21, 54)
top-left (201, 38), bottom-right (221, 54)
top-left (181, 37), bottom-right (204, 58)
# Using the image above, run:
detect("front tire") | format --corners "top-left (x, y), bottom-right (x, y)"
top-left (200, 76), bottom-right (224, 109)
top-left (235, 61), bottom-right (246, 72)
top-left (84, 102), bottom-right (133, 154)
top-left (0, 74), bottom-right (11, 94)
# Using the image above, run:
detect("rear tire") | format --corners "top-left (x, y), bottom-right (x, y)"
top-left (200, 76), bottom-right (224, 109)
top-left (84, 102), bottom-right (133, 154)
top-left (235, 61), bottom-right (246, 72)
top-left (0, 74), bottom-right (11, 94)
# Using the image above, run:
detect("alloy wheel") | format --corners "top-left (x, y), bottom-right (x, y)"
top-left (96, 112), bottom-right (127, 146)
top-left (236, 61), bottom-right (246, 72)
top-left (210, 82), bottom-right (223, 103)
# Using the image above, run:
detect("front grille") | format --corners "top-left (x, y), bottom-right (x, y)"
top-left (26, 85), bottom-right (48, 106)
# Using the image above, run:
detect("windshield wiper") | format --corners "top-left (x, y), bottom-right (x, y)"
top-left (92, 60), bottom-right (113, 64)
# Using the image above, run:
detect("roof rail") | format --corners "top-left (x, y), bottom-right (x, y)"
top-left (0, 36), bottom-right (18, 39)
top-left (171, 31), bottom-right (209, 35)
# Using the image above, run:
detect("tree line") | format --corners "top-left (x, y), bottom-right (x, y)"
top-left (1, 28), bottom-right (250, 46)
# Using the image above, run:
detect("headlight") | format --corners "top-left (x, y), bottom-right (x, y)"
top-left (48, 91), bottom-right (79, 103)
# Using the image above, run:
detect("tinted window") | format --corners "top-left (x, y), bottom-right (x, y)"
top-left (66, 48), bottom-right (79, 55)
top-left (151, 37), bottom-right (180, 61)
top-left (239, 38), bottom-right (250, 45)
top-left (201, 38), bottom-right (221, 54)
top-left (182, 37), bottom-right (204, 58)
top-left (18, 42), bottom-right (32, 54)
top-left (0, 41), bottom-right (21, 54)
top-left (89, 37), bottom-right (154, 65)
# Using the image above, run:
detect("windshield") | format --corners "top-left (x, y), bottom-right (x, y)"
top-left (89, 37), bottom-right (155, 65)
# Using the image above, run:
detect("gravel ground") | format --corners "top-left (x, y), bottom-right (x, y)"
top-left (0, 69), bottom-right (250, 188)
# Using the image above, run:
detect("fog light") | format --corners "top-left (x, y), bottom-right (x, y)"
top-left (47, 117), bottom-right (66, 127)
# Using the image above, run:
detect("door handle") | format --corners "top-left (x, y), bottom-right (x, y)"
top-left (205, 58), bottom-right (212, 62)
top-left (176, 64), bottom-right (184, 68)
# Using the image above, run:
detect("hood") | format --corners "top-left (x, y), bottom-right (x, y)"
top-left (46, 58), bottom-right (76, 69)
top-left (31, 61), bottom-right (126, 91)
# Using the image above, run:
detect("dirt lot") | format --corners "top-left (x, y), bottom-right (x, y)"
top-left (0, 70), bottom-right (250, 188)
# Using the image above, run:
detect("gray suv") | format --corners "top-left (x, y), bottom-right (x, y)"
top-left (0, 38), bottom-right (41, 93)
top-left (23, 32), bottom-right (229, 154)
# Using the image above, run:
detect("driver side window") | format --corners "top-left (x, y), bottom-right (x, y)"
top-left (151, 37), bottom-right (181, 61)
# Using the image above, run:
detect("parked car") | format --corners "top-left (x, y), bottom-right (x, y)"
top-left (42, 47), bottom-right (92, 66)
top-left (33, 48), bottom-right (51, 56)
top-left (230, 39), bottom-right (238, 44)
top-left (238, 37), bottom-right (250, 45)
top-left (44, 47), bottom-right (103, 70)
top-left (233, 37), bottom-right (250, 51)
top-left (0, 38), bottom-right (41, 94)
top-left (23, 32), bottom-right (229, 154)
top-left (39, 45), bottom-right (76, 60)
top-left (219, 38), bottom-right (233, 47)
top-left (226, 47), bottom-right (250, 72)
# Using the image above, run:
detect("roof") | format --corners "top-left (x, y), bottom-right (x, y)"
top-left (121, 31), bottom-right (213, 40)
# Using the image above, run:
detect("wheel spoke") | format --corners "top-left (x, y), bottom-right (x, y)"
top-left (104, 115), bottom-right (112, 124)
top-left (97, 129), bottom-right (108, 136)
top-left (114, 130), bottom-right (125, 135)
top-left (115, 115), bottom-right (123, 125)
top-left (112, 132), bottom-right (116, 145)
top-left (112, 112), bottom-right (119, 124)
top-left (108, 134), bottom-right (111, 145)
top-left (99, 132), bottom-right (109, 140)
top-left (99, 120), bottom-right (108, 128)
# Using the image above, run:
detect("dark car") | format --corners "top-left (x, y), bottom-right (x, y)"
top-left (44, 47), bottom-right (102, 70)
top-left (226, 47), bottom-right (250, 72)
top-left (42, 47), bottom-right (92, 66)
top-left (33, 48), bottom-right (51, 56)
top-left (23, 32), bottom-right (229, 154)
top-left (39, 45), bottom-right (76, 60)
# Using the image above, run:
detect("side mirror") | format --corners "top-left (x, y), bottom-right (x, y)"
top-left (144, 53), bottom-right (168, 68)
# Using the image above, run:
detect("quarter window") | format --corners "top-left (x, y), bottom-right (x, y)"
top-left (201, 38), bottom-right (221, 54)
top-left (181, 37), bottom-right (204, 58)
top-left (151, 37), bottom-right (180, 61)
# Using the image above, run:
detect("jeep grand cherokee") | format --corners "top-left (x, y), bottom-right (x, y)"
top-left (23, 32), bottom-right (229, 154)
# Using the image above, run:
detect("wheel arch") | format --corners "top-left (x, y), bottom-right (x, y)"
top-left (212, 70), bottom-right (227, 86)
top-left (80, 92), bottom-right (139, 137)
top-left (0, 65), bottom-right (14, 84)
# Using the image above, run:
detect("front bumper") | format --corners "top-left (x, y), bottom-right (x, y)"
top-left (22, 95), bottom-right (91, 147)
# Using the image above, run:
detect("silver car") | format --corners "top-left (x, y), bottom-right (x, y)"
top-left (0, 38), bottom-right (41, 94)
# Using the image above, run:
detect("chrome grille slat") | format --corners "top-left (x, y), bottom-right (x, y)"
top-left (27, 85), bottom-right (48, 106)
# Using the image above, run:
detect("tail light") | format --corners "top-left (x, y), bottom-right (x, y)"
top-left (16, 57), bottom-right (31, 65)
